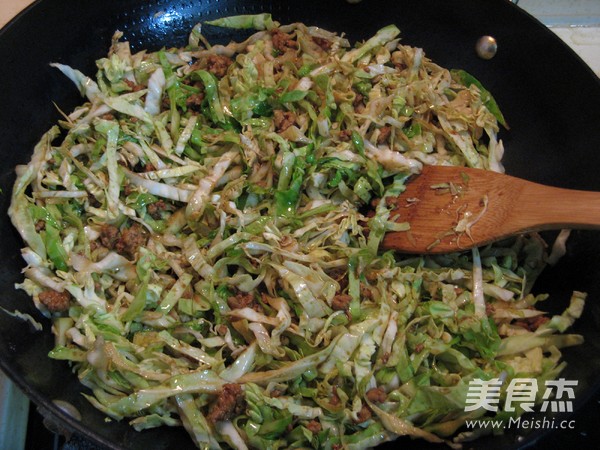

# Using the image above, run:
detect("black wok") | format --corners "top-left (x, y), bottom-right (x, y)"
top-left (1, 1), bottom-right (599, 449)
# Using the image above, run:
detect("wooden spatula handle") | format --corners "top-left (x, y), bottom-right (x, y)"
top-left (510, 181), bottom-right (600, 232)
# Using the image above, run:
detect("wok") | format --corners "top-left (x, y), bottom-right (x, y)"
top-left (1, 0), bottom-right (599, 449)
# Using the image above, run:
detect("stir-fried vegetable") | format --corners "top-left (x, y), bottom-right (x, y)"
top-left (9, 14), bottom-right (585, 449)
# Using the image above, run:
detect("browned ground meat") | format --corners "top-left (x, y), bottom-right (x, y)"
top-left (39, 290), bottom-right (71, 312)
top-left (269, 389), bottom-right (283, 398)
top-left (147, 200), bottom-right (168, 220)
top-left (330, 386), bottom-right (341, 406)
top-left (354, 404), bottom-right (372, 423)
top-left (115, 223), bottom-right (148, 259)
top-left (360, 283), bottom-right (374, 300)
top-left (331, 294), bottom-right (352, 311)
top-left (353, 92), bottom-right (366, 113)
top-left (327, 268), bottom-right (348, 291)
top-left (227, 292), bottom-right (255, 309)
top-left (391, 52), bottom-right (407, 71)
top-left (365, 271), bottom-right (379, 282)
top-left (206, 54), bottom-right (233, 78)
top-left (88, 195), bottom-right (102, 208)
top-left (353, 92), bottom-right (364, 107)
top-left (207, 383), bottom-right (246, 423)
top-left (376, 125), bottom-right (392, 144)
top-left (365, 387), bottom-right (387, 403)
top-left (338, 129), bottom-right (352, 142)
top-left (123, 183), bottom-right (136, 196)
top-left (306, 420), bottom-right (322, 433)
top-left (124, 79), bottom-right (144, 92)
top-left (161, 94), bottom-right (171, 110)
top-left (273, 109), bottom-right (296, 132)
top-left (271, 29), bottom-right (298, 53)
top-left (312, 36), bottom-right (332, 51)
top-left (100, 224), bottom-right (120, 249)
top-left (186, 92), bottom-right (205, 110)
top-left (514, 315), bottom-right (550, 331)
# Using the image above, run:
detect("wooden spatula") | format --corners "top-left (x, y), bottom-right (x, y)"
top-left (381, 165), bottom-right (600, 254)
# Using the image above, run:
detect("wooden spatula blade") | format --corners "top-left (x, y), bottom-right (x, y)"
top-left (381, 166), bottom-right (504, 253)
top-left (381, 165), bottom-right (600, 254)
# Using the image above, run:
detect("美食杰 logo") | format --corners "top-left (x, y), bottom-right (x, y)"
top-left (465, 377), bottom-right (577, 413)
top-left (463, 377), bottom-right (578, 431)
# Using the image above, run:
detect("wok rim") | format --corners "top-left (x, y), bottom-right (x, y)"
top-left (0, 1), bottom-right (599, 449)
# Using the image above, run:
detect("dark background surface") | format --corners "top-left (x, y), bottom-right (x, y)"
top-left (1, 1), bottom-right (599, 449)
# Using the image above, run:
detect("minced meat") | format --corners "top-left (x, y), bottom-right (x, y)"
top-left (306, 420), bottom-right (322, 433)
top-left (338, 129), bottom-right (352, 142)
top-left (312, 36), bottom-right (332, 51)
top-left (100, 224), bottom-right (120, 250)
top-left (186, 92), bottom-right (205, 110)
top-left (271, 29), bottom-right (298, 53)
top-left (147, 200), bottom-right (169, 220)
top-left (514, 315), bottom-right (550, 332)
top-left (354, 404), bottom-right (372, 423)
top-left (38, 289), bottom-right (70, 312)
top-left (100, 223), bottom-right (148, 259)
top-left (227, 292), bottom-right (255, 309)
top-left (331, 294), bottom-right (352, 311)
top-left (273, 109), bottom-right (296, 132)
top-left (376, 125), bottom-right (392, 144)
top-left (206, 54), bottom-right (233, 78)
top-left (365, 387), bottom-right (387, 403)
top-left (207, 383), bottom-right (246, 423)
top-left (115, 223), bottom-right (148, 259)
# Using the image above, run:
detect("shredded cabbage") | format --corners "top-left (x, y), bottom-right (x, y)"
top-left (8, 13), bottom-right (586, 449)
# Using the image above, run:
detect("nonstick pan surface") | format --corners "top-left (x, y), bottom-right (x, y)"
top-left (1, 1), bottom-right (600, 449)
